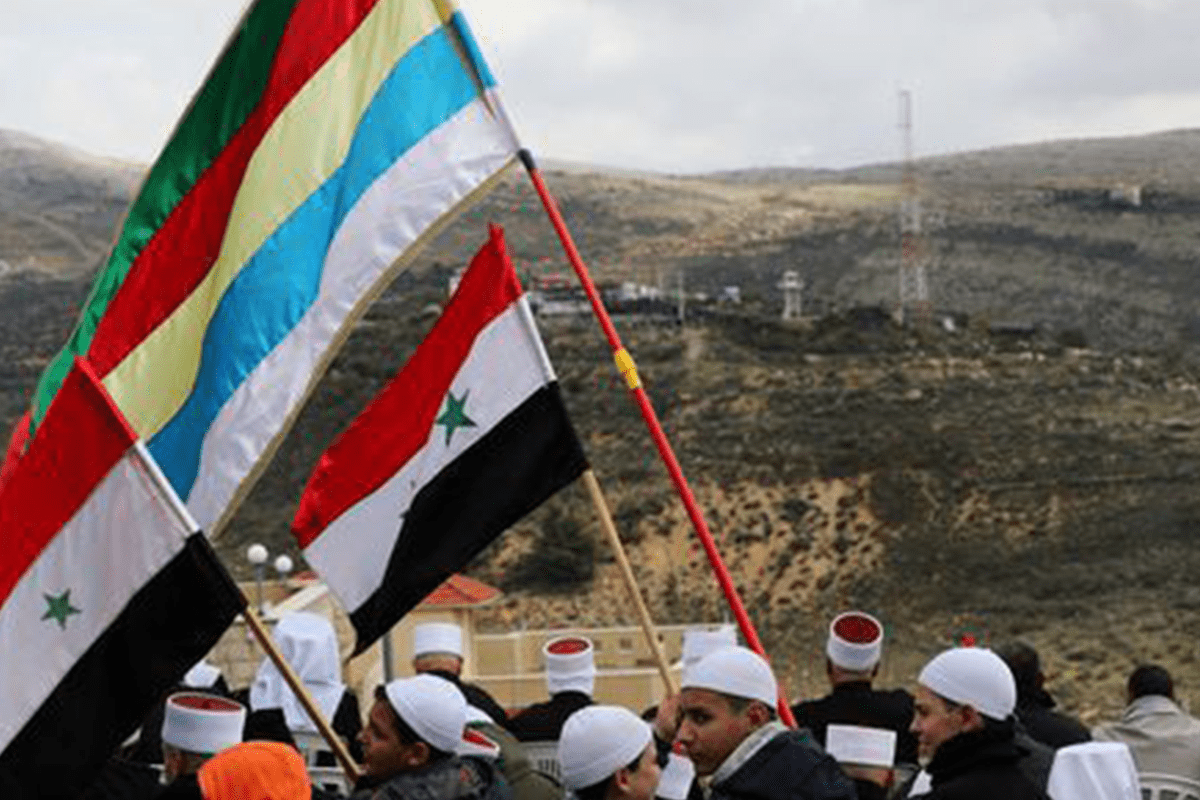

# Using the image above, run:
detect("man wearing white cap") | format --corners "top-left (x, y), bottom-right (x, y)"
top-left (158, 692), bottom-right (247, 794)
top-left (909, 647), bottom-right (1049, 799)
top-left (663, 645), bottom-right (856, 800)
top-left (412, 621), bottom-right (508, 725)
top-left (558, 706), bottom-right (664, 800)
top-left (792, 611), bottom-right (918, 766)
top-left (355, 674), bottom-right (510, 800)
top-left (506, 635), bottom-right (596, 742)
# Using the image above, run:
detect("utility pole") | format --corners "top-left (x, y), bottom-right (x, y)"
top-left (897, 89), bottom-right (930, 324)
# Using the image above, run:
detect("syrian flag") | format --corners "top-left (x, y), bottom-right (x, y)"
top-left (293, 225), bottom-right (588, 651)
top-left (0, 360), bottom-right (243, 799)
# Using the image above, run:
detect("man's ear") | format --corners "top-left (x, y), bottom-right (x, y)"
top-left (405, 740), bottom-right (432, 768)
top-left (745, 701), bottom-right (772, 727)
top-left (959, 704), bottom-right (986, 733)
top-left (612, 765), bottom-right (634, 795)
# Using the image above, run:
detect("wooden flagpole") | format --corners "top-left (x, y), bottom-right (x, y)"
top-left (73, 358), bottom-right (362, 777)
top-left (124, 440), bottom-right (362, 783)
top-left (582, 469), bottom-right (677, 694)
top-left (515, 150), bottom-right (796, 727)
top-left (241, 607), bottom-right (362, 782)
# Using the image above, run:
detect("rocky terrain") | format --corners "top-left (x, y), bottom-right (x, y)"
top-left (7, 127), bottom-right (1200, 722)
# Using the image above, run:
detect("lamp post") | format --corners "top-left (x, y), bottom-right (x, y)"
top-left (274, 554), bottom-right (293, 582)
top-left (247, 543), bottom-right (269, 615)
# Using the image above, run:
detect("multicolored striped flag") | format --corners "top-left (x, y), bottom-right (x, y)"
top-left (292, 225), bottom-right (588, 650)
top-left (0, 360), bottom-right (244, 799)
top-left (20, 0), bottom-right (519, 534)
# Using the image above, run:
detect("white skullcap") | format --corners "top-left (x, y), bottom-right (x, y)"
top-left (384, 674), bottom-right (467, 754)
top-left (558, 705), bottom-right (653, 790)
top-left (682, 625), bottom-right (738, 669)
top-left (825, 724), bottom-right (896, 768)
top-left (545, 636), bottom-right (596, 696)
top-left (413, 622), bottom-right (463, 658)
top-left (657, 752), bottom-right (697, 800)
top-left (682, 645), bottom-right (778, 707)
top-left (1047, 742), bottom-right (1140, 800)
top-left (826, 611), bottom-right (884, 671)
top-left (161, 693), bottom-right (245, 755)
top-left (918, 647), bottom-right (1016, 722)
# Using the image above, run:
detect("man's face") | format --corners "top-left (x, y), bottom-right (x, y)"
top-left (910, 685), bottom-right (970, 764)
top-left (618, 742), bottom-right (663, 800)
top-left (359, 699), bottom-right (419, 779)
top-left (675, 688), bottom-right (759, 777)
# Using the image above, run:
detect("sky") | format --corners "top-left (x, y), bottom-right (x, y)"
top-left (4, 0), bottom-right (1200, 174)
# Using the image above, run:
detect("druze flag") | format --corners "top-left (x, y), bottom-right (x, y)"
top-left (0, 360), bottom-right (243, 799)
top-left (292, 225), bottom-right (587, 650)
top-left (17, 0), bottom-right (519, 537)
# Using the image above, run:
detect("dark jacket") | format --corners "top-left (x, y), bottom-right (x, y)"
top-left (504, 691), bottom-right (592, 742)
top-left (921, 720), bottom-right (1049, 800)
top-left (352, 753), bottom-right (512, 800)
top-left (425, 669), bottom-right (510, 725)
top-left (791, 681), bottom-right (919, 766)
top-left (708, 729), bottom-right (857, 800)
top-left (1015, 689), bottom-right (1090, 750)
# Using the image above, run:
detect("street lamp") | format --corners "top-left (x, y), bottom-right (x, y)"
top-left (274, 554), bottom-right (293, 581)
top-left (247, 543), bottom-right (268, 615)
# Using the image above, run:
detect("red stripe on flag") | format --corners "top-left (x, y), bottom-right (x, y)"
top-left (0, 410), bottom-right (30, 494)
top-left (86, 0), bottom-right (382, 376)
top-left (0, 360), bottom-right (137, 605)
top-left (292, 224), bottom-right (522, 548)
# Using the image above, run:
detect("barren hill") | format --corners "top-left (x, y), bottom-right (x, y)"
top-left (6, 127), bottom-right (1200, 720)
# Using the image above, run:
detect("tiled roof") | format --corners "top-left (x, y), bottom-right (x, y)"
top-left (420, 574), bottom-right (501, 607)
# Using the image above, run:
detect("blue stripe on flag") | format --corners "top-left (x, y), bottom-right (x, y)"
top-left (148, 25), bottom-right (493, 498)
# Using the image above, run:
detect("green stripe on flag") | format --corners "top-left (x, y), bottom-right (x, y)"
top-left (30, 0), bottom-right (302, 428)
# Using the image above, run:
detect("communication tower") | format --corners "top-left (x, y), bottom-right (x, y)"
top-left (897, 90), bottom-right (930, 323)
top-left (780, 270), bottom-right (804, 320)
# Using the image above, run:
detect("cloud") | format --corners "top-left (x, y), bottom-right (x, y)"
top-left (4, 0), bottom-right (1199, 171)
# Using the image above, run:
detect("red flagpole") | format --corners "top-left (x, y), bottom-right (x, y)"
top-left (517, 149), bottom-right (797, 728)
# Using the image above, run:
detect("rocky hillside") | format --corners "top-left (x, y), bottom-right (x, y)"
top-left (7, 128), bottom-right (1200, 721)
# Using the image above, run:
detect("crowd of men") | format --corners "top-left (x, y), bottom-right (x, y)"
top-left (86, 611), bottom-right (1200, 800)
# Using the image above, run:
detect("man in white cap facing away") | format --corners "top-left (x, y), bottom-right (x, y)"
top-left (659, 645), bottom-right (856, 800)
top-left (412, 621), bottom-right (508, 724)
top-left (909, 647), bottom-right (1049, 799)
top-left (506, 635), bottom-right (596, 742)
top-left (355, 674), bottom-right (510, 800)
top-left (158, 692), bottom-right (247, 794)
top-left (792, 611), bottom-right (918, 766)
top-left (558, 706), bottom-right (664, 800)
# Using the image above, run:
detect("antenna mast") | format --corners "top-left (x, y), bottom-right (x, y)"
top-left (897, 89), bottom-right (929, 322)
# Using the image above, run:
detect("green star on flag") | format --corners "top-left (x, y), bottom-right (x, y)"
top-left (42, 589), bottom-right (81, 630)
top-left (435, 389), bottom-right (476, 446)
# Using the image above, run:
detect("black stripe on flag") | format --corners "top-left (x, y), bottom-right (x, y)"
top-left (349, 383), bottom-right (587, 650)
top-left (0, 533), bottom-right (244, 800)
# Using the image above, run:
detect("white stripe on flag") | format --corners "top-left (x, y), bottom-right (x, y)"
top-left (186, 96), bottom-right (516, 533)
top-left (0, 449), bottom-right (189, 752)
top-left (304, 298), bottom-right (547, 612)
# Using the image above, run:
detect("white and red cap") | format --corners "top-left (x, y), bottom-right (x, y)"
top-left (826, 611), bottom-right (884, 671)
top-left (413, 622), bottom-right (463, 659)
top-left (682, 645), bottom-right (777, 707)
top-left (918, 647), bottom-right (1016, 722)
top-left (558, 705), bottom-right (652, 790)
top-left (161, 692), bottom-right (245, 755)
top-left (545, 636), bottom-right (596, 696)
top-left (384, 674), bottom-right (467, 754)
top-left (1047, 741), bottom-right (1140, 800)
